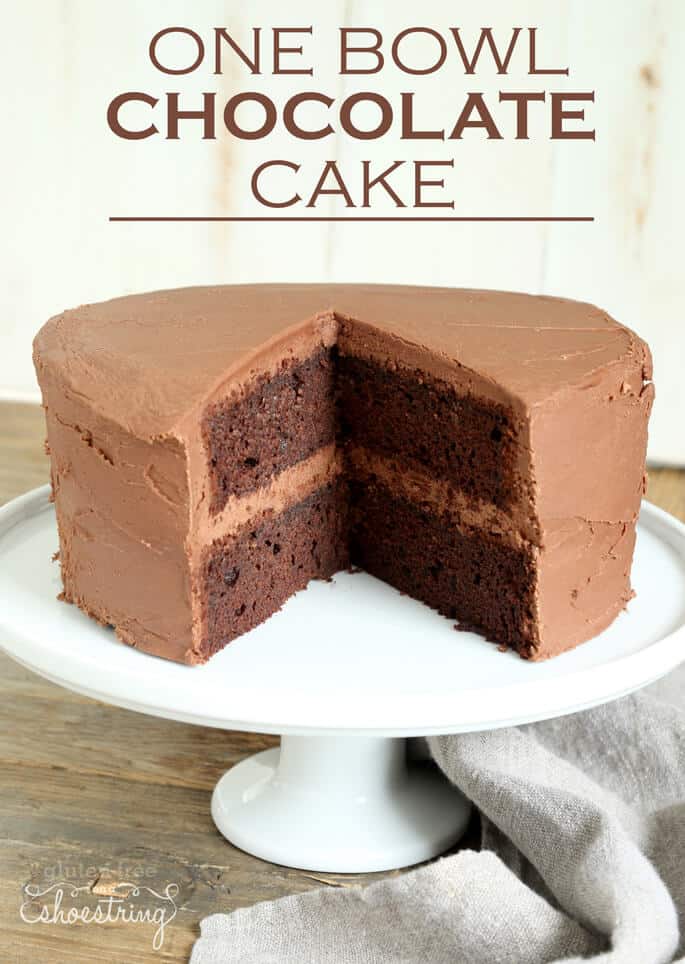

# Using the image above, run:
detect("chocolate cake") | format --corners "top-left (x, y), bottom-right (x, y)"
top-left (32, 285), bottom-right (653, 664)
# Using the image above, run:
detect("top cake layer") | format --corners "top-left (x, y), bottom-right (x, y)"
top-left (33, 284), bottom-right (651, 440)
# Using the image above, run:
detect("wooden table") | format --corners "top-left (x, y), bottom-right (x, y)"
top-left (1, 401), bottom-right (683, 963)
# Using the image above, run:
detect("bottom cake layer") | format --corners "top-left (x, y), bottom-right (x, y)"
top-left (349, 479), bottom-right (539, 657)
top-left (199, 476), bottom-right (539, 661)
top-left (200, 481), bottom-right (350, 659)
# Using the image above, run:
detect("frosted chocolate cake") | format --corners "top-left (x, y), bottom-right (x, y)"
top-left (33, 285), bottom-right (653, 664)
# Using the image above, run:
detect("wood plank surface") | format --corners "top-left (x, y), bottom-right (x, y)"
top-left (0, 401), bottom-right (683, 963)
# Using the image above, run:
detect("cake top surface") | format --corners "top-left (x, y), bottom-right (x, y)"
top-left (34, 284), bottom-right (650, 438)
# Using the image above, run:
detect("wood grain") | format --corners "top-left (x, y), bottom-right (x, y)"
top-left (0, 401), bottom-right (682, 963)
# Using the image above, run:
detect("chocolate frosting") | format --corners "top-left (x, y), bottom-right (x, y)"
top-left (33, 284), bottom-right (652, 438)
top-left (33, 284), bottom-right (653, 663)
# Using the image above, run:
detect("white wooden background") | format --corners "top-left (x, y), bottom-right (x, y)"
top-left (1, 0), bottom-right (683, 464)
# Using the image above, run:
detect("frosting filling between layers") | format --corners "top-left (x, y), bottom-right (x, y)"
top-left (191, 441), bottom-right (535, 566)
top-left (346, 447), bottom-right (538, 548)
top-left (195, 443), bottom-right (343, 545)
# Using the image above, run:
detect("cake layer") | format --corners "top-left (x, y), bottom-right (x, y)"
top-left (348, 477), bottom-right (539, 656)
top-left (337, 352), bottom-right (525, 513)
top-left (197, 444), bottom-right (342, 544)
top-left (200, 480), bottom-right (349, 658)
top-left (347, 451), bottom-right (637, 659)
top-left (203, 348), bottom-right (337, 514)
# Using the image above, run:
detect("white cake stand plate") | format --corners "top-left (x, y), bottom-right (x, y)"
top-left (1, 488), bottom-right (685, 872)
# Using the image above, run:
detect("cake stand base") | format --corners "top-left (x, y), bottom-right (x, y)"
top-left (211, 735), bottom-right (471, 872)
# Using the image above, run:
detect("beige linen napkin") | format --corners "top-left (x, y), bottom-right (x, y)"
top-left (190, 679), bottom-right (685, 964)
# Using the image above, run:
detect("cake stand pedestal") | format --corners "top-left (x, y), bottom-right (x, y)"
top-left (212, 735), bottom-right (469, 872)
top-left (1, 487), bottom-right (685, 873)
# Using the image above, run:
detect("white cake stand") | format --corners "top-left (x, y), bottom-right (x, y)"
top-left (1, 487), bottom-right (685, 873)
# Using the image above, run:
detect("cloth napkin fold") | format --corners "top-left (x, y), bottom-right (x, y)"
top-left (190, 679), bottom-right (685, 964)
